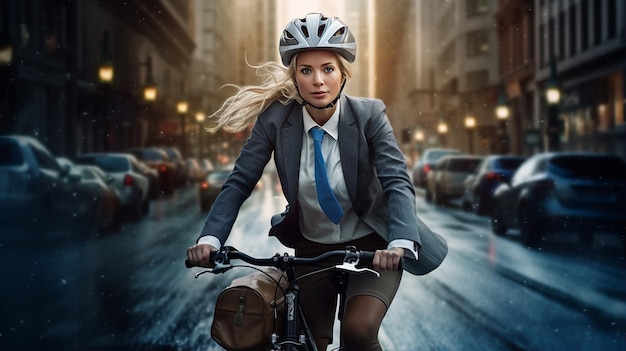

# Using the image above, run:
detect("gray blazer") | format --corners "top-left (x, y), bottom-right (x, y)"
top-left (198, 95), bottom-right (447, 275)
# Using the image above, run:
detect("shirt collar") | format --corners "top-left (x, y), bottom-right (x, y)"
top-left (302, 101), bottom-right (341, 141)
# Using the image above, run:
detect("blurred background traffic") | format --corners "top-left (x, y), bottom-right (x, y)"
top-left (1, 0), bottom-right (625, 243)
top-left (1, 1), bottom-right (626, 350)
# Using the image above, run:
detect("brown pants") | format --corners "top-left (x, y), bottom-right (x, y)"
top-left (294, 234), bottom-right (403, 342)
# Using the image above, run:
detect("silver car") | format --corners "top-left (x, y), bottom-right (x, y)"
top-left (0, 135), bottom-right (85, 238)
top-left (412, 148), bottom-right (461, 188)
top-left (75, 153), bottom-right (150, 221)
top-left (425, 155), bottom-right (483, 205)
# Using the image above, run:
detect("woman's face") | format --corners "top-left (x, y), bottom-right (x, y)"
top-left (294, 50), bottom-right (344, 109)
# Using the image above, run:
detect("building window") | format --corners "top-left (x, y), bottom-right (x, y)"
top-left (44, 2), bottom-right (63, 54)
top-left (607, 0), bottom-right (617, 39)
top-left (548, 17), bottom-right (555, 59)
top-left (568, 4), bottom-right (577, 56)
top-left (558, 11), bottom-right (565, 60)
top-left (539, 24), bottom-right (546, 67)
top-left (203, 10), bottom-right (215, 25)
top-left (466, 0), bottom-right (489, 18)
top-left (203, 31), bottom-right (214, 50)
top-left (610, 71), bottom-right (624, 126)
top-left (581, 0), bottom-right (589, 51)
top-left (593, 0), bottom-right (602, 45)
top-left (466, 70), bottom-right (488, 90)
top-left (466, 30), bottom-right (489, 57)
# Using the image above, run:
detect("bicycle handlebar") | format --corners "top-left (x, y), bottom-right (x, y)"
top-left (185, 246), bottom-right (382, 274)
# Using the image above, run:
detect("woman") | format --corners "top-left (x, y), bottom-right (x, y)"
top-left (187, 13), bottom-right (447, 350)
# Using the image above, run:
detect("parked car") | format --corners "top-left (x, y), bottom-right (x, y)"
top-left (128, 147), bottom-right (176, 196)
top-left (75, 153), bottom-right (150, 221)
top-left (425, 155), bottom-right (483, 205)
top-left (461, 155), bottom-right (527, 215)
top-left (199, 168), bottom-right (233, 212)
top-left (0, 135), bottom-right (85, 238)
top-left (136, 159), bottom-right (160, 199)
top-left (185, 158), bottom-right (204, 183)
top-left (412, 148), bottom-right (461, 188)
top-left (199, 158), bottom-right (215, 179)
top-left (159, 147), bottom-right (187, 187)
top-left (490, 152), bottom-right (626, 250)
top-left (74, 165), bottom-right (123, 231)
top-left (56, 157), bottom-right (105, 234)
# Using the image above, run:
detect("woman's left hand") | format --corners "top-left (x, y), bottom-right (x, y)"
top-left (373, 247), bottom-right (404, 271)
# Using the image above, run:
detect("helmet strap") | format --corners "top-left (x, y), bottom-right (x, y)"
top-left (296, 79), bottom-right (346, 110)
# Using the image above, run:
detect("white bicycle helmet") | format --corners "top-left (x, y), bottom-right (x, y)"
top-left (279, 13), bottom-right (356, 66)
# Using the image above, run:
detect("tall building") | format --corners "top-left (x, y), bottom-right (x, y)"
top-left (429, 0), bottom-right (502, 155)
top-left (497, 0), bottom-right (536, 155)
top-left (372, 0), bottom-right (420, 155)
top-left (534, 0), bottom-right (625, 158)
top-left (0, 0), bottom-right (196, 156)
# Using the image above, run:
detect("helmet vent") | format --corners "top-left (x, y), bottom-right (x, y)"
top-left (317, 24), bottom-right (326, 37)
top-left (283, 30), bottom-right (294, 39)
top-left (333, 28), bottom-right (345, 37)
top-left (301, 26), bottom-right (309, 38)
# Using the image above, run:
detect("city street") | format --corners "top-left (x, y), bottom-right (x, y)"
top-left (1, 176), bottom-right (624, 351)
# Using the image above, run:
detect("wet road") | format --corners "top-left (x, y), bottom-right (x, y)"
top-left (1, 179), bottom-right (625, 350)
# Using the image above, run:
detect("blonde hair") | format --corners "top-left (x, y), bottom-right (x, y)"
top-left (208, 52), bottom-right (353, 132)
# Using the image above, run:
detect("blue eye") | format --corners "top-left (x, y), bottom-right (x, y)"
top-left (301, 68), bottom-right (311, 74)
top-left (324, 66), bottom-right (334, 73)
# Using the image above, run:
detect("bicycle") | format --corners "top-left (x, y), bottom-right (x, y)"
top-left (185, 246), bottom-right (385, 351)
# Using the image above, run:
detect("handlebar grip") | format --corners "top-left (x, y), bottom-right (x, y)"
top-left (359, 251), bottom-right (376, 266)
top-left (185, 249), bottom-right (217, 269)
top-left (357, 250), bottom-right (404, 271)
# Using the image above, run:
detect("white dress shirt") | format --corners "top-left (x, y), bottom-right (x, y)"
top-left (299, 103), bottom-right (417, 258)
top-left (199, 101), bottom-right (417, 259)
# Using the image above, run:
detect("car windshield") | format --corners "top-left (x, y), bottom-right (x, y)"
top-left (448, 159), bottom-right (481, 173)
top-left (495, 157), bottom-right (526, 170)
top-left (163, 148), bottom-right (181, 161)
top-left (79, 156), bottom-right (129, 172)
top-left (0, 141), bottom-right (23, 166)
top-left (427, 150), bottom-right (459, 161)
top-left (138, 149), bottom-right (164, 161)
top-left (549, 155), bottom-right (626, 180)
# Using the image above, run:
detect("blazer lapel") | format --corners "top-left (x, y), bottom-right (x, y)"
top-left (338, 96), bottom-right (358, 203)
top-left (281, 105), bottom-right (303, 204)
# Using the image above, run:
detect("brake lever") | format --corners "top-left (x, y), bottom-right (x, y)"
top-left (334, 262), bottom-right (380, 278)
top-left (193, 261), bottom-right (233, 278)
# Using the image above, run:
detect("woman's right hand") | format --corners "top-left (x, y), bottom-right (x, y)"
top-left (186, 244), bottom-right (217, 268)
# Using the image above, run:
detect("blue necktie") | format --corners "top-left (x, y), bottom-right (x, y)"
top-left (310, 127), bottom-right (344, 224)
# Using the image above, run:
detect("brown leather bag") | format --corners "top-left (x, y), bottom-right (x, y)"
top-left (211, 267), bottom-right (288, 351)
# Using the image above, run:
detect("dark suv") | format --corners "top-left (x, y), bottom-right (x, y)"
top-left (491, 152), bottom-right (626, 250)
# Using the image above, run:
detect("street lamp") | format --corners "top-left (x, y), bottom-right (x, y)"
top-left (177, 100), bottom-right (189, 114)
top-left (413, 129), bottom-right (424, 156)
top-left (545, 59), bottom-right (561, 151)
top-left (464, 114), bottom-right (476, 154)
top-left (437, 119), bottom-right (448, 147)
top-left (195, 112), bottom-right (206, 158)
top-left (98, 31), bottom-right (114, 84)
top-left (143, 56), bottom-right (157, 102)
top-left (495, 88), bottom-right (510, 154)
top-left (177, 90), bottom-right (189, 157)
top-left (98, 31), bottom-right (114, 151)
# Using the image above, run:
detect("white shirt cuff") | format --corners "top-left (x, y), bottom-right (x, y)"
top-left (388, 239), bottom-right (418, 260)
top-left (197, 235), bottom-right (222, 250)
